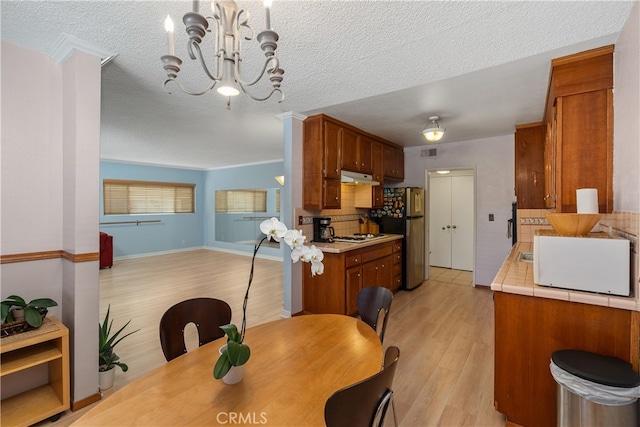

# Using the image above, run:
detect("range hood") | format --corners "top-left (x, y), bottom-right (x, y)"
top-left (340, 171), bottom-right (380, 186)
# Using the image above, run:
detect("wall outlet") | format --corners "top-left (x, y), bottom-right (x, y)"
top-left (489, 214), bottom-right (494, 222)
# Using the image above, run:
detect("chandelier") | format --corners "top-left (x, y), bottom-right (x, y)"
top-left (161, 0), bottom-right (284, 108)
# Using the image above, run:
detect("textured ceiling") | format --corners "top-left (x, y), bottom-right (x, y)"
top-left (1, 1), bottom-right (635, 169)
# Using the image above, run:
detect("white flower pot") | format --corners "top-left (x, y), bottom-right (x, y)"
top-left (223, 365), bottom-right (244, 385)
top-left (219, 345), bottom-right (244, 385)
top-left (99, 368), bottom-right (115, 391)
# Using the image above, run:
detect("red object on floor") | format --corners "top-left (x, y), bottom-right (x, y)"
top-left (100, 232), bottom-right (113, 269)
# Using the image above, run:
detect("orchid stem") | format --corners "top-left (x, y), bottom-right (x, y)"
top-left (240, 236), bottom-right (268, 343)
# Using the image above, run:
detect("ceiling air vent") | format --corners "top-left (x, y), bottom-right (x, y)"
top-left (421, 148), bottom-right (437, 157)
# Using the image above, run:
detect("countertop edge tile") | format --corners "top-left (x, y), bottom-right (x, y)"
top-left (493, 242), bottom-right (639, 312)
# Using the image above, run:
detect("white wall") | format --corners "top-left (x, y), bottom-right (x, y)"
top-left (403, 135), bottom-right (515, 286)
top-left (1, 41), bottom-right (101, 405)
top-left (614, 1), bottom-right (640, 213)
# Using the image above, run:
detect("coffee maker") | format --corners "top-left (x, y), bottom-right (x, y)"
top-left (313, 217), bottom-right (335, 242)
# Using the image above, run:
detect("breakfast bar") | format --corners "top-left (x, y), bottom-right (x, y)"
top-left (491, 239), bottom-right (640, 426)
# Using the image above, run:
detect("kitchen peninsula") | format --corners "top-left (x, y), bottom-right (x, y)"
top-left (491, 240), bottom-right (639, 426)
top-left (304, 234), bottom-right (403, 316)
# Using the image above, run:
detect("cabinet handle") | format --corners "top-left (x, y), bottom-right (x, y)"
top-left (335, 196), bottom-right (339, 200)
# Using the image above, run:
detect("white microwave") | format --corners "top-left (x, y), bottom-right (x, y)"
top-left (533, 231), bottom-right (631, 296)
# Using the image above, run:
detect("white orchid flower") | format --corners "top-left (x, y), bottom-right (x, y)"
top-left (310, 260), bottom-right (324, 276)
top-left (260, 217), bottom-right (287, 242)
top-left (284, 229), bottom-right (305, 250)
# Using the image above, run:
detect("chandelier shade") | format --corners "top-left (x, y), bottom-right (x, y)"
top-left (161, 0), bottom-right (284, 108)
top-left (422, 115), bottom-right (445, 142)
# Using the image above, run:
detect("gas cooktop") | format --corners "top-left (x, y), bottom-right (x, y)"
top-left (332, 234), bottom-right (386, 243)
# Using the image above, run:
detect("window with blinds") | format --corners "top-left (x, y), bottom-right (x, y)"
top-left (215, 189), bottom-right (268, 213)
top-left (104, 179), bottom-right (195, 215)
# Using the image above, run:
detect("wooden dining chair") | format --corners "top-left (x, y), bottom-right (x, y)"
top-left (324, 346), bottom-right (400, 427)
top-left (159, 297), bottom-right (232, 362)
top-left (357, 286), bottom-right (393, 343)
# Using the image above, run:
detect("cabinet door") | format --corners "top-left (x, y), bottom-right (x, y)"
top-left (514, 124), bottom-right (545, 208)
top-left (544, 116), bottom-right (556, 209)
top-left (323, 179), bottom-right (341, 209)
top-left (393, 148), bottom-right (405, 180)
top-left (324, 121), bottom-right (341, 179)
top-left (383, 145), bottom-right (395, 177)
top-left (372, 185), bottom-right (383, 209)
top-left (371, 141), bottom-right (384, 182)
top-left (341, 128), bottom-right (359, 172)
top-left (362, 261), bottom-right (378, 288)
top-left (359, 136), bottom-right (373, 174)
top-left (556, 89), bottom-right (613, 213)
top-left (377, 256), bottom-right (394, 289)
top-left (346, 266), bottom-right (362, 315)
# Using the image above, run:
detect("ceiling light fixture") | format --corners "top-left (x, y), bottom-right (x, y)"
top-left (422, 115), bottom-right (446, 142)
top-left (161, 0), bottom-right (284, 109)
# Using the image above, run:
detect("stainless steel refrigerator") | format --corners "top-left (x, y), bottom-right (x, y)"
top-left (370, 187), bottom-right (425, 290)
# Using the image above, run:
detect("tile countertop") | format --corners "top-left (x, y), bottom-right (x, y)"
top-left (309, 234), bottom-right (403, 254)
top-left (491, 242), bottom-right (640, 312)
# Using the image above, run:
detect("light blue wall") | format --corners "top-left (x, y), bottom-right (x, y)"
top-left (99, 161), bottom-right (205, 257)
top-left (205, 161), bottom-right (284, 257)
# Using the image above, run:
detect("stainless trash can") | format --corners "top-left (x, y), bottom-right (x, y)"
top-left (551, 350), bottom-right (640, 426)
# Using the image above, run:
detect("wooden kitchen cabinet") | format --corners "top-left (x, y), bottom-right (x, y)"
top-left (0, 317), bottom-right (70, 426)
top-left (304, 114), bottom-right (403, 210)
top-left (514, 122), bottom-right (545, 209)
top-left (383, 145), bottom-right (404, 180)
top-left (494, 292), bottom-right (639, 427)
top-left (392, 240), bottom-right (402, 291)
top-left (341, 128), bottom-right (373, 174)
top-left (303, 115), bottom-right (342, 210)
top-left (543, 45), bottom-right (614, 213)
top-left (304, 239), bottom-right (402, 315)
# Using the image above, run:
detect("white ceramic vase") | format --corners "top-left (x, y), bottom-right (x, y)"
top-left (219, 345), bottom-right (244, 385)
top-left (99, 368), bottom-right (115, 391)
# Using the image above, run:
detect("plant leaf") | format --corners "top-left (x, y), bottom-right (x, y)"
top-left (220, 324), bottom-right (241, 343)
top-left (226, 341), bottom-right (250, 366)
top-left (28, 298), bottom-right (58, 308)
top-left (6, 295), bottom-right (26, 307)
top-left (213, 353), bottom-right (232, 379)
top-left (25, 307), bottom-right (43, 327)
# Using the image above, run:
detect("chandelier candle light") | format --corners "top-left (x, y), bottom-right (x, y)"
top-left (161, 0), bottom-right (284, 108)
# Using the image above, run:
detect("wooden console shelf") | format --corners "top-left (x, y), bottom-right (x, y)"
top-left (1, 316), bottom-right (70, 426)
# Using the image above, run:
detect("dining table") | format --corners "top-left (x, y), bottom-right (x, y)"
top-left (73, 314), bottom-right (383, 426)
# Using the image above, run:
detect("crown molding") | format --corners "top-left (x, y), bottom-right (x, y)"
top-left (49, 34), bottom-right (117, 65)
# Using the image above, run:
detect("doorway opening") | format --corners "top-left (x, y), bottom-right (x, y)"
top-left (426, 168), bottom-right (475, 285)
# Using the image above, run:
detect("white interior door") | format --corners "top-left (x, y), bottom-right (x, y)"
top-left (429, 176), bottom-right (452, 268)
top-left (428, 173), bottom-right (474, 271)
top-left (451, 176), bottom-right (474, 270)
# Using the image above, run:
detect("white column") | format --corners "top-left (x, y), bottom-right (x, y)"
top-left (277, 112), bottom-right (307, 317)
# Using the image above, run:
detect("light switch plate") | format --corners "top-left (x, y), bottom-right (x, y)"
top-left (489, 214), bottom-right (494, 221)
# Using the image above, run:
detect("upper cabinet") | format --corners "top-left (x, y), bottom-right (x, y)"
top-left (543, 45), bottom-right (614, 213)
top-left (514, 123), bottom-right (546, 209)
top-left (303, 114), bottom-right (403, 210)
top-left (383, 144), bottom-right (404, 181)
top-left (341, 128), bottom-right (373, 174)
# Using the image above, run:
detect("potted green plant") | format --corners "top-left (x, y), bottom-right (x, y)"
top-left (213, 217), bottom-right (324, 384)
top-left (1, 295), bottom-right (58, 331)
top-left (98, 305), bottom-right (139, 390)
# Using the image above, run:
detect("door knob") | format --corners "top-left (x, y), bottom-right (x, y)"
top-left (446, 225), bottom-right (451, 228)
top-left (452, 225), bottom-right (457, 229)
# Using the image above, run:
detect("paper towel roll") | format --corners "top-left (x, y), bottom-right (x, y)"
top-left (577, 188), bottom-right (599, 213)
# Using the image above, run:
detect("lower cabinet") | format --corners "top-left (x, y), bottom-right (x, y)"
top-left (304, 239), bottom-right (402, 315)
top-left (494, 292), bottom-right (639, 427)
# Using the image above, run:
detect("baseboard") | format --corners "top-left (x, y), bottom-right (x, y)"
top-left (71, 392), bottom-right (101, 412)
top-left (114, 246), bottom-right (205, 261)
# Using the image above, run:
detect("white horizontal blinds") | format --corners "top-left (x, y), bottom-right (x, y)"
top-left (214, 190), bottom-right (267, 213)
top-left (103, 181), bottom-right (129, 214)
top-left (104, 179), bottom-right (195, 215)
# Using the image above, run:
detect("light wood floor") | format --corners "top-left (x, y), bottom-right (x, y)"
top-left (41, 250), bottom-right (505, 426)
